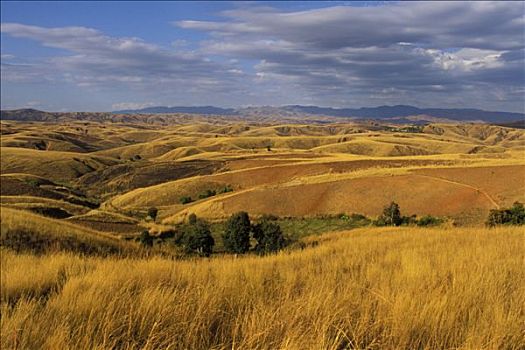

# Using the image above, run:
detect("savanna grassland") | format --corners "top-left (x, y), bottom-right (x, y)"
top-left (2, 227), bottom-right (524, 349)
top-left (1, 115), bottom-right (525, 349)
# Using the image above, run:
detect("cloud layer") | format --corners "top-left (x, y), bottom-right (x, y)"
top-left (178, 1), bottom-right (525, 110)
top-left (1, 1), bottom-right (524, 111)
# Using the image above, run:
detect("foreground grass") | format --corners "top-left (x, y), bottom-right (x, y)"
top-left (2, 226), bottom-right (524, 349)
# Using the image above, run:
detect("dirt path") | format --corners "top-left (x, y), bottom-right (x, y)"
top-left (414, 174), bottom-right (500, 209)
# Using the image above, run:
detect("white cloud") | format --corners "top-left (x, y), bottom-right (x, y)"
top-left (111, 102), bottom-right (154, 111)
top-left (175, 1), bottom-right (525, 111)
top-left (1, 1), bottom-right (524, 112)
top-left (0, 23), bottom-right (246, 93)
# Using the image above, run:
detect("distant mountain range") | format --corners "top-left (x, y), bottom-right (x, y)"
top-left (1, 105), bottom-right (524, 125)
top-left (113, 104), bottom-right (525, 123)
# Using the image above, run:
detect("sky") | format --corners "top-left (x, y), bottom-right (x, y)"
top-left (1, 1), bottom-right (524, 112)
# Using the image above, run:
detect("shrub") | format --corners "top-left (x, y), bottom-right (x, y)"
top-left (157, 229), bottom-right (176, 240)
top-left (402, 214), bottom-right (418, 226)
top-left (198, 189), bottom-right (216, 199)
top-left (486, 202), bottom-right (525, 227)
top-left (179, 196), bottom-right (193, 204)
top-left (183, 219), bottom-right (214, 257)
top-left (417, 215), bottom-right (444, 226)
top-left (373, 216), bottom-right (387, 227)
top-left (147, 207), bottom-right (158, 222)
top-left (188, 213), bottom-right (197, 225)
top-left (338, 213), bottom-right (350, 220)
top-left (348, 213), bottom-right (371, 225)
top-left (252, 219), bottom-right (285, 254)
top-left (223, 211), bottom-right (251, 254)
top-left (139, 230), bottom-right (153, 247)
top-left (218, 185), bottom-right (233, 194)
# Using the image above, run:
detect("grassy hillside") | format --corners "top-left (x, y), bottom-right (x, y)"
top-left (0, 207), bottom-right (136, 256)
top-left (1, 119), bottom-right (524, 349)
top-left (2, 120), bottom-right (524, 226)
top-left (2, 226), bottom-right (523, 349)
top-left (0, 147), bottom-right (119, 183)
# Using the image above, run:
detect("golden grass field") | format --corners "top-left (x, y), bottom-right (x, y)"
top-left (1, 118), bottom-right (525, 349)
top-left (2, 227), bottom-right (524, 349)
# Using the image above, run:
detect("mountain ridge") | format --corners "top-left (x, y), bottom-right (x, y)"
top-left (1, 105), bottom-right (524, 124)
top-left (113, 104), bottom-right (525, 122)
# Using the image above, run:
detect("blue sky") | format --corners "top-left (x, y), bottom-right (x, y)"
top-left (1, 1), bottom-right (524, 112)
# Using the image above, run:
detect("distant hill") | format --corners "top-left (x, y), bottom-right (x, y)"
top-left (113, 104), bottom-right (524, 123)
top-left (0, 108), bottom-right (58, 122)
top-left (275, 105), bottom-right (525, 123)
top-left (2, 105), bottom-right (524, 124)
top-left (494, 120), bottom-right (525, 129)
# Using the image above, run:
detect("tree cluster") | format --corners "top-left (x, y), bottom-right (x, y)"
top-left (486, 202), bottom-right (525, 227)
top-left (182, 219), bottom-right (215, 257)
top-left (222, 211), bottom-right (286, 255)
top-left (374, 202), bottom-right (443, 227)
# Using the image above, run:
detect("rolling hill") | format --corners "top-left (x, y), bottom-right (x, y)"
top-left (3, 104), bottom-right (524, 124)
top-left (1, 117), bottom-right (524, 233)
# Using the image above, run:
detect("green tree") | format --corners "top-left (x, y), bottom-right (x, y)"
top-left (252, 219), bottom-right (285, 254)
top-left (223, 211), bottom-right (251, 254)
top-left (381, 202), bottom-right (402, 226)
top-left (486, 202), bottom-right (525, 227)
top-left (183, 219), bottom-right (214, 257)
top-left (509, 202), bottom-right (525, 225)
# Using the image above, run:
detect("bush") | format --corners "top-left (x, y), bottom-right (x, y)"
top-left (218, 185), bottom-right (233, 194)
top-left (417, 215), bottom-right (444, 226)
top-left (402, 214), bottom-right (418, 226)
top-left (139, 230), bottom-right (153, 247)
top-left (157, 229), bottom-right (176, 240)
top-left (198, 189), bottom-right (216, 199)
top-left (188, 213), bottom-right (197, 225)
top-left (179, 196), bottom-right (193, 204)
top-left (252, 219), bottom-right (285, 254)
top-left (223, 212), bottom-right (251, 254)
top-left (373, 216), bottom-right (387, 227)
top-left (486, 202), bottom-right (525, 227)
top-left (182, 219), bottom-right (214, 257)
top-left (349, 213), bottom-right (371, 223)
top-left (338, 213), bottom-right (350, 220)
top-left (147, 207), bottom-right (158, 221)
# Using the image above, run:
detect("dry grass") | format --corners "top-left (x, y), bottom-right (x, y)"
top-left (0, 207), bottom-right (135, 256)
top-left (0, 147), bottom-right (119, 182)
top-left (1, 226), bottom-right (523, 349)
top-left (106, 150), bottom-right (524, 224)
